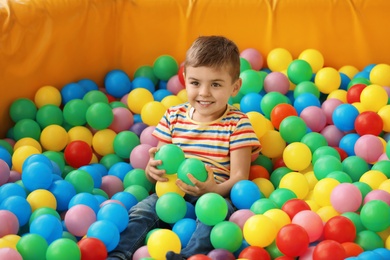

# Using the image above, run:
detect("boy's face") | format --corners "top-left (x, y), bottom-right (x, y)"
top-left (184, 65), bottom-right (241, 122)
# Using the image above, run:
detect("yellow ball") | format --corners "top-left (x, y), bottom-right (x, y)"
top-left (0, 235), bottom-right (20, 249)
top-left (305, 199), bottom-right (320, 212)
top-left (359, 170), bottom-right (388, 190)
top-left (338, 65), bottom-right (359, 79)
top-left (252, 177), bottom-right (274, 198)
top-left (314, 67), bottom-right (341, 94)
top-left (155, 174), bottom-right (185, 197)
top-left (68, 126), bottom-right (93, 146)
top-left (316, 205), bottom-right (340, 222)
top-left (147, 229), bottom-right (181, 260)
top-left (243, 214), bottom-right (278, 247)
top-left (379, 179), bottom-right (390, 194)
top-left (92, 129), bottom-right (116, 156)
top-left (283, 142), bottom-right (312, 171)
top-left (161, 95), bottom-right (183, 109)
top-left (141, 101), bottom-right (166, 126)
top-left (312, 177), bottom-right (340, 207)
top-left (247, 111), bottom-right (268, 139)
top-left (14, 137), bottom-right (42, 153)
top-left (259, 130), bottom-right (286, 159)
top-left (360, 84), bottom-right (388, 112)
top-left (378, 105), bottom-right (390, 132)
top-left (90, 153), bottom-right (99, 164)
top-left (370, 63), bottom-right (390, 86)
top-left (263, 208), bottom-right (291, 231)
top-left (279, 172), bottom-right (310, 199)
top-left (304, 170), bottom-right (318, 191)
top-left (298, 49), bottom-right (324, 73)
top-left (266, 48), bottom-right (293, 72)
top-left (351, 102), bottom-right (368, 113)
top-left (327, 89), bottom-right (348, 103)
top-left (26, 189), bottom-right (57, 212)
top-left (127, 88), bottom-right (154, 114)
top-left (177, 89), bottom-right (188, 102)
top-left (40, 125), bottom-right (69, 152)
top-left (12, 145), bottom-right (41, 173)
top-left (34, 85), bottom-right (62, 108)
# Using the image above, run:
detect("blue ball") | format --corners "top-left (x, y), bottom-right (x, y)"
top-left (353, 70), bottom-right (370, 79)
top-left (78, 78), bottom-right (99, 92)
top-left (158, 80), bottom-right (168, 89)
top-left (22, 154), bottom-right (53, 172)
top-left (104, 70), bottom-right (132, 98)
top-left (22, 162), bottom-right (53, 192)
top-left (239, 93), bottom-right (263, 113)
top-left (79, 165), bottom-right (103, 188)
top-left (0, 183), bottom-right (27, 202)
top-left (87, 220), bottom-right (120, 252)
top-left (111, 191), bottom-right (138, 211)
top-left (332, 103), bottom-right (360, 132)
top-left (0, 147), bottom-right (12, 169)
top-left (0, 195), bottom-right (32, 226)
top-left (61, 82), bottom-right (87, 105)
top-left (49, 180), bottom-right (77, 211)
top-left (172, 218), bottom-right (196, 247)
top-left (293, 93), bottom-right (321, 115)
top-left (153, 89), bottom-right (173, 102)
top-left (30, 214), bottom-right (63, 244)
top-left (132, 77), bottom-right (156, 93)
top-left (68, 192), bottom-right (100, 215)
top-left (97, 203), bottom-right (129, 232)
top-left (358, 251), bottom-right (384, 260)
top-left (185, 202), bottom-right (196, 219)
top-left (89, 163), bottom-right (108, 177)
top-left (230, 180), bottom-right (261, 210)
top-left (108, 162), bottom-right (133, 181)
top-left (339, 72), bottom-right (351, 90)
top-left (339, 133), bottom-right (360, 156)
top-left (373, 248), bottom-right (390, 259)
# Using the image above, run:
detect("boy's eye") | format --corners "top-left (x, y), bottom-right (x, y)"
top-left (190, 81), bottom-right (199, 86)
top-left (211, 83), bottom-right (221, 87)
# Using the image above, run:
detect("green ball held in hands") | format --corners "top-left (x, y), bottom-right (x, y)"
top-left (177, 158), bottom-right (208, 186)
top-left (154, 144), bottom-right (185, 175)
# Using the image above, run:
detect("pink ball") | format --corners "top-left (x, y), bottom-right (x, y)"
top-left (129, 144), bottom-right (153, 169)
top-left (0, 248), bottom-right (22, 260)
top-left (120, 93), bottom-right (129, 105)
top-left (364, 189), bottom-right (390, 206)
top-left (321, 98), bottom-right (343, 125)
top-left (263, 72), bottom-right (290, 94)
top-left (229, 209), bottom-right (255, 230)
top-left (354, 134), bottom-right (384, 163)
top-left (292, 210), bottom-right (323, 242)
top-left (100, 199), bottom-right (125, 208)
top-left (320, 125), bottom-right (345, 147)
top-left (140, 126), bottom-right (159, 147)
top-left (377, 153), bottom-right (389, 161)
top-left (240, 48), bottom-right (264, 71)
top-left (8, 170), bottom-right (21, 183)
top-left (0, 159), bottom-right (10, 186)
top-left (300, 106), bottom-right (327, 132)
top-left (64, 204), bottom-right (96, 237)
top-left (133, 245), bottom-right (151, 260)
top-left (109, 107), bottom-right (134, 133)
top-left (0, 210), bottom-right (19, 237)
top-left (299, 246), bottom-right (315, 260)
top-left (330, 183), bottom-right (362, 213)
top-left (167, 75), bottom-right (185, 95)
top-left (100, 175), bottom-right (124, 198)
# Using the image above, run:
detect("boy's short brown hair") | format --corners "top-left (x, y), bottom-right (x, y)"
top-left (184, 36), bottom-right (241, 82)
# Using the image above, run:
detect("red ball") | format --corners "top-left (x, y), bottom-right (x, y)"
top-left (281, 198), bottom-right (311, 219)
top-left (323, 216), bottom-right (356, 243)
top-left (332, 146), bottom-right (348, 161)
top-left (178, 65), bottom-right (185, 86)
top-left (354, 111), bottom-right (384, 136)
top-left (270, 104), bottom-right (298, 130)
top-left (64, 140), bottom-right (93, 168)
top-left (346, 84), bottom-right (366, 104)
top-left (313, 240), bottom-right (346, 260)
top-left (187, 254), bottom-right (211, 260)
top-left (238, 246), bottom-right (271, 260)
top-left (276, 224), bottom-right (310, 257)
top-left (78, 237), bottom-right (107, 260)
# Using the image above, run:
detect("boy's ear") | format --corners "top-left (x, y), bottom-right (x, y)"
top-left (232, 78), bottom-right (242, 96)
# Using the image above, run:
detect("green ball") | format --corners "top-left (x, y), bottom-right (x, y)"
top-left (83, 90), bottom-right (109, 105)
top-left (156, 192), bottom-right (187, 224)
top-left (153, 55), bottom-right (179, 81)
top-left (250, 198), bottom-right (278, 214)
top-left (210, 221), bottom-right (243, 252)
top-left (123, 168), bottom-right (153, 192)
top-left (372, 160), bottom-right (390, 178)
top-left (270, 167), bottom-right (291, 188)
top-left (100, 153), bottom-right (124, 169)
top-left (268, 188), bottom-right (297, 208)
top-left (29, 207), bottom-right (61, 226)
top-left (239, 69), bottom-right (264, 95)
top-left (177, 158), bottom-right (207, 186)
top-left (110, 101), bottom-right (127, 109)
top-left (65, 169), bottom-right (94, 193)
top-left (195, 193), bottom-right (228, 226)
top-left (312, 146), bottom-right (340, 165)
top-left (124, 184), bottom-right (149, 202)
top-left (155, 144), bottom-right (185, 174)
top-left (16, 233), bottom-right (48, 260)
top-left (36, 104), bottom-right (63, 128)
top-left (260, 91), bottom-right (290, 119)
top-left (265, 240), bottom-right (284, 259)
top-left (0, 140), bottom-right (13, 154)
top-left (252, 154), bottom-right (273, 175)
top-left (360, 200), bottom-right (390, 232)
top-left (347, 77), bottom-right (371, 89)
top-left (134, 65), bottom-right (159, 85)
top-left (341, 212), bottom-right (365, 234)
top-left (113, 131), bottom-right (140, 159)
top-left (92, 188), bottom-right (109, 199)
top-left (9, 98), bottom-right (37, 123)
top-left (313, 155), bottom-right (343, 180)
top-left (63, 99), bottom-right (89, 126)
top-left (43, 151), bottom-right (65, 174)
top-left (46, 238), bottom-right (81, 260)
top-left (355, 230), bottom-right (384, 251)
top-left (86, 102), bottom-right (114, 130)
top-left (287, 59), bottom-right (313, 84)
top-left (326, 171), bottom-right (352, 183)
top-left (300, 132), bottom-right (328, 154)
top-left (294, 81), bottom-right (320, 99)
top-left (13, 118), bottom-right (41, 141)
top-left (240, 57), bottom-right (252, 72)
top-left (342, 156), bottom-right (369, 182)
top-left (279, 116), bottom-right (307, 143)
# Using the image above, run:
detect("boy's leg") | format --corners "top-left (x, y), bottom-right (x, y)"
top-left (107, 193), bottom-right (161, 260)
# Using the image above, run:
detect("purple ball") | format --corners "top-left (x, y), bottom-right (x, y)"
top-left (207, 249), bottom-right (236, 260)
top-left (130, 122), bottom-right (148, 136)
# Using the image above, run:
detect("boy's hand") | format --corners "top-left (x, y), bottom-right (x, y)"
top-left (145, 147), bottom-right (168, 183)
top-left (176, 166), bottom-right (217, 196)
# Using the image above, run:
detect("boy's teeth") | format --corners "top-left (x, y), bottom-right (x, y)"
top-left (199, 101), bottom-right (212, 104)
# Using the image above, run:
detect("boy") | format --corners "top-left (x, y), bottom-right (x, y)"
top-left (108, 35), bottom-right (261, 260)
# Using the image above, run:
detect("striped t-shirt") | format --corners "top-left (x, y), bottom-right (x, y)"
top-left (152, 103), bottom-right (262, 183)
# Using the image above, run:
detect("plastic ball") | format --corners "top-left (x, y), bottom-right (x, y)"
top-left (177, 158), bottom-right (208, 186)
top-left (21, 161), bottom-right (53, 192)
top-left (298, 49), bottom-right (324, 73)
top-left (210, 221), bottom-right (243, 252)
top-left (87, 220), bottom-right (120, 252)
top-left (155, 174), bottom-right (185, 197)
top-left (166, 75), bottom-right (185, 95)
top-left (65, 204), bottom-right (96, 237)
top-left (240, 48), bottom-right (264, 71)
top-left (230, 180), bottom-right (261, 210)
top-left (100, 175), bottom-right (124, 198)
top-left (133, 245), bottom-right (151, 260)
top-left (321, 98), bottom-right (343, 124)
top-left (92, 129), bottom-right (116, 156)
top-left (354, 111), bottom-right (383, 136)
top-left (279, 171), bottom-right (310, 199)
top-left (129, 144), bottom-right (153, 169)
top-left (9, 98), bottom-right (37, 123)
top-left (61, 82), bottom-right (87, 105)
top-left (13, 119), bottom-right (41, 141)
top-left (276, 223), bottom-right (309, 257)
top-left (293, 92), bottom-right (321, 115)
top-left (281, 198), bottom-right (310, 219)
top-left (238, 246), bottom-right (271, 260)
top-left (132, 76), bottom-right (156, 93)
top-left (266, 48), bottom-right (293, 72)
top-left (360, 84), bottom-right (388, 112)
top-left (153, 55), bottom-right (179, 81)
top-left (82, 90), bottom-right (109, 105)
top-left (16, 233), bottom-right (48, 260)
top-left (330, 183), bottom-right (362, 213)
top-left (36, 104), bottom-right (63, 128)
top-left (260, 91), bottom-right (290, 119)
top-left (33, 85), bottom-right (62, 108)
top-left (65, 169), bottom-right (95, 194)
top-left (147, 229), bottom-right (181, 259)
top-left (40, 125), bottom-right (68, 151)
top-left (108, 107), bottom-right (134, 133)
top-left (127, 88), bottom-right (154, 114)
top-left (268, 188), bottom-right (297, 208)
top-left (312, 178), bottom-right (340, 207)
top-left (360, 199), bottom-right (390, 232)
top-left (77, 237), bottom-right (107, 260)
top-left (104, 70), bottom-right (132, 98)
top-left (339, 65), bottom-right (359, 79)
top-left (171, 218), bottom-right (196, 248)
top-left (240, 93), bottom-right (263, 114)
top-left (195, 193), bottom-right (228, 226)
top-left (141, 101), bottom-right (167, 126)
top-left (139, 126), bottom-right (158, 147)
top-left (161, 95), bottom-right (183, 109)
top-left (312, 240), bottom-right (346, 260)
top-left (243, 214), bottom-right (278, 247)
top-left (282, 142), bottom-right (312, 172)
top-left (292, 210), bottom-right (323, 242)
top-left (332, 103), bottom-right (360, 132)
top-left (113, 130), bottom-right (140, 159)
top-left (294, 81), bottom-right (320, 99)
top-left (287, 59), bottom-right (313, 85)
top-left (46, 238), bottom-right (81, 260)
top-left (123, 168), bottom-right (152, 191)
top-left (314, 67), bottom-right (342, 94)
top-left (86, 102), bottom-right (114, 130)
top-left (0, 210), bottom-right (19, 237)
top-left (97, 202), bottom-right (128, 232)
top-left (323, 216), bottom-right (356, 243)
top-left (320, 125), bottom-right (345, 147)
top-left (134, 65), bottom-right (159, 85)
top-left (300, 106), bottom-right (327, 132)
top-left (246, 111), bottom-right (269, 139)
top-left (155, 192), bottom-right (186, 224)
top-left (62, 99), bottom-right (89, 126)
top-left (369, 63), bottom-right (390, 86)
top-left (264, 72), bottom-right (290, 94)
top-left (270, 103), bottom-right (297, 130)
top-left (124, 184), bottom-right (149, 202)
top-left (155, 144), bottom-right (185, 174)
top-left (239, 69), bottom-right (264, 95)
top-left (48, 179), bottom-right (77, 211)
top-left (279, 116), bottom-right (307, 143)
top-left (29, 214), bottom-right (62, 244)
top-left (229, 209), bottom-right (255, 230)
top-left (26, 189), bottom-right (57, 212)
top-left (64, 140), bottom-right (93, 168)
top-left (354, 134), bottom-right (383, 163)
top-left (378, 105), bottom-right (390, 132)
top-left (0, 248), bottom-right (22, 260)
